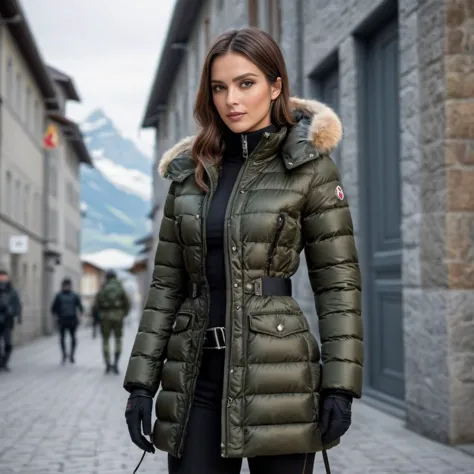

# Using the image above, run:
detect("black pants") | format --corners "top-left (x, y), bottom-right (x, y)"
top-left (0, 325), bottom-right (13, 365)
top-left (168, 350), bottom-right (315, 474)
top-left (59, 323), bottom-right (77, 356)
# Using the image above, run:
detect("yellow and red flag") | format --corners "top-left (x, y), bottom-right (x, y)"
top-left (43, 124), bottom-right (58, 149)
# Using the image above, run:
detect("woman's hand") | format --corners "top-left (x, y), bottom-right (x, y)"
top-left (125, 389), bottom-right (155, 453)
top-left (320, 392), bottom-right (353, 445)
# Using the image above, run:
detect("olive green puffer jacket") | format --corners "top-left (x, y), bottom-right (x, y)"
top-left (124, 97), bottom-right (363, 459)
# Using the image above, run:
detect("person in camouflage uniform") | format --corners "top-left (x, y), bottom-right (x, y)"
top-left (93, 270), bottom-right (130, 374)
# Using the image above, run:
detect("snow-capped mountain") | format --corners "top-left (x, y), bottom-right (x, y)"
top-left (80, 109), bottom-right (152, 256)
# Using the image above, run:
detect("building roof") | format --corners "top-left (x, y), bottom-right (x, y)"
top-left (48, 112), bottom-right (93, 166)
top-left (141, 0), bottom-right (205, 128)
top-left (47, 65), bottom-right (81, 101)
top-left (129, 258), bottom-right (148, 274)
top-left (81, 259), bottom-right (105, 274)
top-left (0, 0), bottom-right (58, 109)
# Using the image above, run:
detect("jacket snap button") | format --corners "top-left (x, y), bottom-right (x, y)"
top-left (235, 305), bottom-right (240, 310)
top-left (232, 246), bottom-right (237, 252)
top-left (245, 283), bottom-right (252, 290)
top-left (309, 153), bottom-right (314, 158)
top-left (288, 162), bottom-right (293, 166)
top-left (239, 189), bottom-right (245, 194)
top-left (196, 214), bottom-right (200, 219)
top-left (277, 324), bottom-right (284, 332)
top-left (233, 283), bottom-right (238, 288)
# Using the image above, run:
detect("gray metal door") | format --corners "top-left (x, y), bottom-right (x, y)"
top-left (362, 18), bottom-right (404, 402)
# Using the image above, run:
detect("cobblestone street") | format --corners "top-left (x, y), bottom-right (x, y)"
top-left (0, 322), bottom-right (472, 474)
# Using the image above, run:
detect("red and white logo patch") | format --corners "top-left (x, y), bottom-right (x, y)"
top-left (335, 185), bottom-right (344, 201)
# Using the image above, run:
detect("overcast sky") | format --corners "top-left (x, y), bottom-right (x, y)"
top-left (22, 0), bottom-right (176, 157)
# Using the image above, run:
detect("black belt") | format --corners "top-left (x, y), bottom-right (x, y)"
top-left (248, 277), bottom-right (292, 296)
top-left (203, 327), bottom-right (226, 350)
top-left (188, 277), bottom-right (292, 298)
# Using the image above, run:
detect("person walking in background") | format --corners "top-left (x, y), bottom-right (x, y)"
top-left (91, 305), bottom-right (100, 339)
top-left (0, 270), bottom-right (22, 372)
top-left (94, 270), bottom-right (130, 374)
top-left (51, 278), bottom-right (84, 364)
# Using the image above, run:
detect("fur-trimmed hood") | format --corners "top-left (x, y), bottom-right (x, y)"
top-left (158, 97), bottom-right (342, 178)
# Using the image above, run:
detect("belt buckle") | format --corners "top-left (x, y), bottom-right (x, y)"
top-left (211, 327), bottom-right (226, 349)
top-left (253, 278), bottom-right (263, 296)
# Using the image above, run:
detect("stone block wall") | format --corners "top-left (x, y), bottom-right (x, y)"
top-left (405, 0), bottom-right (474, 444)
top-left (444, 0), bottom-right (474, 444)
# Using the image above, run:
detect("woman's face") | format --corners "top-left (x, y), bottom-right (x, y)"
top-left (211, 52), bottom-right (281, 134)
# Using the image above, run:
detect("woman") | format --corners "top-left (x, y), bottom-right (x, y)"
top-left (124, 27), bottom-right (363, 474)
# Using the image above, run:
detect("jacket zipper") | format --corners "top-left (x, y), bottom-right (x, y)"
top-left (221, 134), bottom-right (254, 457)
top-left (176, 163), bottom-right (217, 458)
top-left (266, 214), bottom-right (285, 274)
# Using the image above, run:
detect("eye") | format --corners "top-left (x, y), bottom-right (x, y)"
top-left (241, 81), bottom-right (254, 89)
top-left (212, 85), bottom-right (224, 93)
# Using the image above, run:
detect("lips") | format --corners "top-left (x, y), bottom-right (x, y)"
top-left (227, 112), bottom-right (245, 118)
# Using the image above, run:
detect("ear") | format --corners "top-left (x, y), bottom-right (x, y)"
top-left (270, 77), bottom-right (282, 101)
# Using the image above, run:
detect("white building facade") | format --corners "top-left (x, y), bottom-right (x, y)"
top-left (0, 2), bottom-right (92, 342)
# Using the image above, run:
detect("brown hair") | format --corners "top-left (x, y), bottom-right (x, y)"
top-left (192, 27), bottom-right (295, 191)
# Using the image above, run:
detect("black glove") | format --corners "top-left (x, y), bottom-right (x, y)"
top-left (125, 389), bottom-right (155, 453)
top-left (320, 392), bottom-right (352, 445)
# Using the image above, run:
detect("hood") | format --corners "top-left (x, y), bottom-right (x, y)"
top-left (158, 97), bottom-right (343, 179)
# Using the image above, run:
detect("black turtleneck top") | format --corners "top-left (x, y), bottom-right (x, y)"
top-left (194, 124), bottom-right (276, 409)
top-left (205, 124), bottom-right (277, 329)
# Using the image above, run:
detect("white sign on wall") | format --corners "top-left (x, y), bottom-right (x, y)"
top-left (9, 235), bottom-right (29, 254)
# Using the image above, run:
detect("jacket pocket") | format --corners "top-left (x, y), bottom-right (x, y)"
top-left (171, 311), bottom-right (194, 333)
top-left (248, 312), bottom-right (308, 338)
top-left (166, 311), bottom-right (195, 364)
top-left (266, 213), bottom-right (285, 274)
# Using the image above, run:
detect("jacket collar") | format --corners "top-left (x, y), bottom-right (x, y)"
top-left (158, 97), bottom-right (343, 182)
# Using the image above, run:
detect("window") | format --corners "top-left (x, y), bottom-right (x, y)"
top-left (49, 160), bottom-right (57, 196)
top-left (25, 86), bottom-right (31, 129)
top-left (248, 0), bottom-right (258, 26)
top-left (32, 264), bottom-right (37, 303)
top-left (33, 191), bottom-right (40, 232)
top-left (267, 0), bottom-right (281, 42)
top-left (37, 193), bottom-right (42, 234)
top-left (6, 58), bottom-right (13, 102)
top-left (16, 72), bottom-right (22, 113)
top-left (22, 263), bottom-right (28, 304)
top-left (15, 179), bottom-right (21, 220)
top-left (5, 171), bottom-right (12, 216)
top-left (35, 100), bottom-right (42, 137)
top-left (174, 110), bottom-right (181, 142)
top-left (49, 208), bottom-right (58, 241)
top-left (23, 184), bottom-right (30, 226)
top-left (204, 17), bottom-right (211, 49)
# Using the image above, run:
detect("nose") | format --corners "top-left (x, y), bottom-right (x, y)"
top-left (225, 86), bottom-right (238, 107)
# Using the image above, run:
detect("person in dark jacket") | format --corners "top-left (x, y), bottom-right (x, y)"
top-left (124, 28), bottom-right (363, 474)
top-left (51, 278), bottom-right (84, 364)
top-left (0, 270), bottom-right (22, 372)
top-left (93, 270), bottom-right (131, 374)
